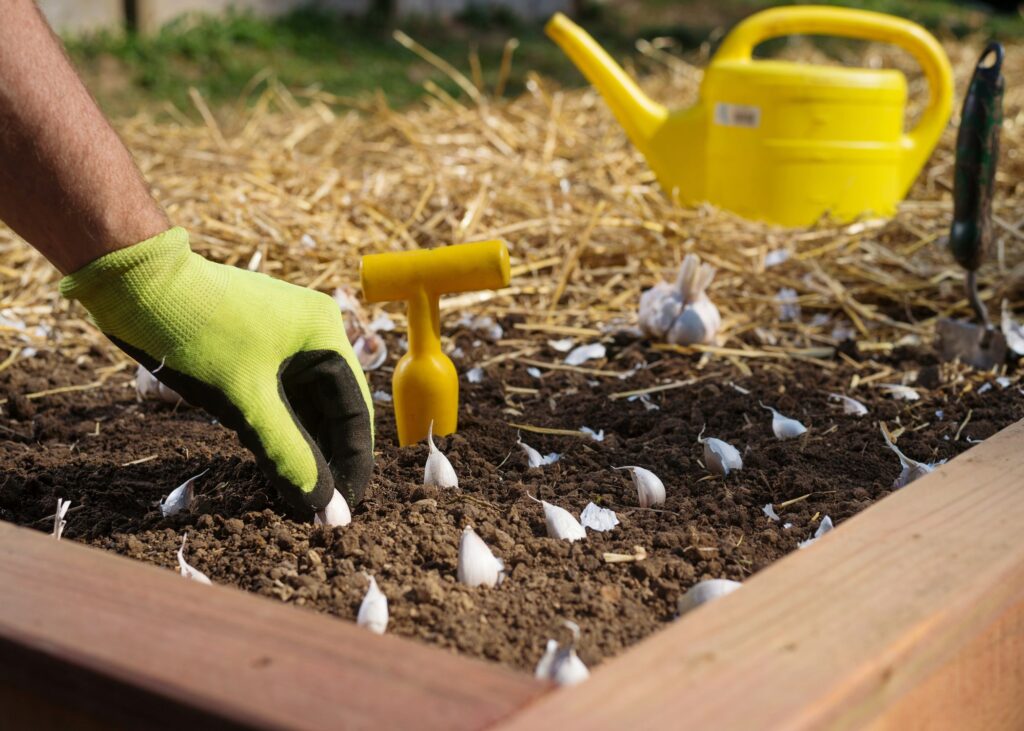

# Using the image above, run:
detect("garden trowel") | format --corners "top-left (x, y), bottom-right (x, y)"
top-left (936, 42), bottom-right (1006, 370)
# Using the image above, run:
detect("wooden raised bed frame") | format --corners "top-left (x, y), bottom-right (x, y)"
top-left (2, 420), bottom-right (1024, 730)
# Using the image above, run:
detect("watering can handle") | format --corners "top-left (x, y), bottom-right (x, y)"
top-left (715, 5), bottom-right (953, 194)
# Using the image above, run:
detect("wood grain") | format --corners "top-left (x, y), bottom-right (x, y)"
top-left (499, 419), bottom-right (1024, 731)
top-left (0, 521), bottom-right (548, 730)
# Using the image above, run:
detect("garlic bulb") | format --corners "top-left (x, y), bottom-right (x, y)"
top-left (535, 621), bottom-right (590, 686)
top-left (671, 254), bottom-right (721, 345)
top-left (677, 579), bottom-right (742, 615)
top-left (457, 526), bottom-right (506, 588)
top-left (517, 433), bottom-right (560, 468)
top-left (53, 498), bottom-right (70, 539)
top-left (882, 429), bottom-right (942, 488)
top-left (579, 502), bottom-right (618, 532)
top-left (314, 489), bottom-right (352, 527)
top-left (423, 422), bottom-right (458, 489)
top-left (829, 392), bottom-right (867, 416)
top-left (615, 466), bottom-right (666, 508)
top-left (697, 425), bottom-right (742, 476)
top-left (135, 364), bottom-right (182, 404)
top-left (530, 496), bottom-right (587, 542)
top-left (160, 468), bottom-right (208, 518)
top-left (177, 534), bottom-right (212, 585)
top-left (798, 515), bottom-right (833, 549)
top-left (761, 403), bottom-right (807, 440)
top-left (357, 575), bottom-right (389, 634)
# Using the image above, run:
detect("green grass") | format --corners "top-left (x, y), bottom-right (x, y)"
top-left (65, 1), bottom-right (1022, 117)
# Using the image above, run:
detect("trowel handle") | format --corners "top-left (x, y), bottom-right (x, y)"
top-left (715, 6), bottom-right (953, 192)
top-left (950, 42), bottom-right (1004, 272)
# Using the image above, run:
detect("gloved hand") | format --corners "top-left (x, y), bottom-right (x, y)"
top-left (60, 227), bottom-right (374, 513)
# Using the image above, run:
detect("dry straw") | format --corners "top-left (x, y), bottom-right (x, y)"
top-left (1, 35), bottom-right (1021, 390)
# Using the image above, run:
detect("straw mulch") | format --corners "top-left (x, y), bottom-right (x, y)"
top-left (1, 34), bottom-right (1022, 391)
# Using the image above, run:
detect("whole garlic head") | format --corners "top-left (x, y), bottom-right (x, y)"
top-left (638, 253), bottom-right (720, 345)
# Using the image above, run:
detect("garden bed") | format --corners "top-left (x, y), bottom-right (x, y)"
top-left (1, 336), bottom-right (1018, 672)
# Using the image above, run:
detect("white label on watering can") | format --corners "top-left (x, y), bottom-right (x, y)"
top-left (714, 103), bottom-right (761, 128)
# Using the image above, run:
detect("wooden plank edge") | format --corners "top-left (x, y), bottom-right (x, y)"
top-left (0, 521), bottom-right (550, 731)
top-left (497, 419), bottom-right (1024, 731)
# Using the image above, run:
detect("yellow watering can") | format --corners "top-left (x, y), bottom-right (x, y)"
top-left (547, 6), bottom-right (954, 226)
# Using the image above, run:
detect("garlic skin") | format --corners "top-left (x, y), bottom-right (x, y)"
top-left (423, 422), bottom-right (459, 489)
top-left (882, 430), bottom-right (943, 488)
top-left (135, 364), bottom-right (182, 404)
top-left (761, 403), bottom-right (807, 440)
top-left (829, 392), bottom-right (868, 416)
top-left (579, 502), bottom-right (618, 532)
top-left (677, 579), bottom-right (742, 615)
top-left (160, 469), bottom-right (208, 518)
top-left (357, 575), bottom-right (389, 634)
top-left (564, 343), bottom-right (606, 366)
top-left (697, 426), bottom-right (742, 476)
top-left (314, 489), bottom-right (352, 527)
top-left (177, 535), bottom-right (212, 585)
top-left (615, 466), bottom-right (666, 508)
top-left (457, 526), bottom-right (506, 587)
top-left (530, 496), bottom-right (587, 542)
top-left (53, 498), bottom-right (71, 539)
top-left (798, 515), bottom-right (834, 549)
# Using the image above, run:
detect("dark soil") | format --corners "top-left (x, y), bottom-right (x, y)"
top-left (1, 335), bottom-right (1020, 672)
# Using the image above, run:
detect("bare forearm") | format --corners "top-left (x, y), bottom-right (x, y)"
top-left (0, 0), bottom-right (168, 274)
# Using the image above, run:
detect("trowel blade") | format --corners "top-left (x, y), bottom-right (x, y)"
top-left (936, 318), bottom-right (1007, 369)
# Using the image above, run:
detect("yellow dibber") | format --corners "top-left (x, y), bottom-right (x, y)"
top-left (547, 6), bottom-right (953, 226)
top-left (360, 240), bottom-right (510, 446)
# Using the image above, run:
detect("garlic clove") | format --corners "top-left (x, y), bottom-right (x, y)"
top-left (135, 364), bottom-right (182, 404)
top-left (697, 425), bottom-right (742, 476)
top-left (160, 469), bottom-right (208, 518)
top-left (534, 639), bottom-right (559, 679)
top-left (614, 466), bottom-right (666, 508)
top-left (638, 282), bottom-right (682, 338)
top-left (517, 433), bottom-right (559, 468)
top-left (798, 515), bottom-right (834, 549)
top-left (530, 496), bottom-right (587, 542)
top-left (465, 367), bottom-right (485, 384)
top-left (457, 526), bottom-right (506, 587)
top-left (1002, 300), bottom-right (1024, 356)
top-left (177, 534), bottom-right (212, 585)
top-left (423, 422), bottom-right (459, 489)
top-left (314, 489), bottom-right (352, 527)
top-left (354, 334), bottom-right (387, 371)
top-left (775, 287), bottom-right (801, 321)
top-left (760, 402), bottom-right (807, 440)
top-left (677, 578), bottom-right (742, 615)
top-left (667, 298), bottom-right (720, 346)
top-left (357, 575), bottom-right (389, 634)
top-left (551, 648), bottom-right (590, 686)
top-left (53, 498), bottom-right (71, 539)
top-left (829, 392), bottom-right (868, 416)
top-left (762, 503), bottom-right (780, 522)
top-left (564, 343), bottom-right (606, 366)
top-left (579, 502), bottom-right (618, 532)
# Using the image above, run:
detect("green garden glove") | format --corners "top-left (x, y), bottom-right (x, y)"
top-left (60, 227), bottom-right (374, 513)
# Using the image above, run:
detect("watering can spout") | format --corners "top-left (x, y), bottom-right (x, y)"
top-left (545, 13), bottom-right (667, 151)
